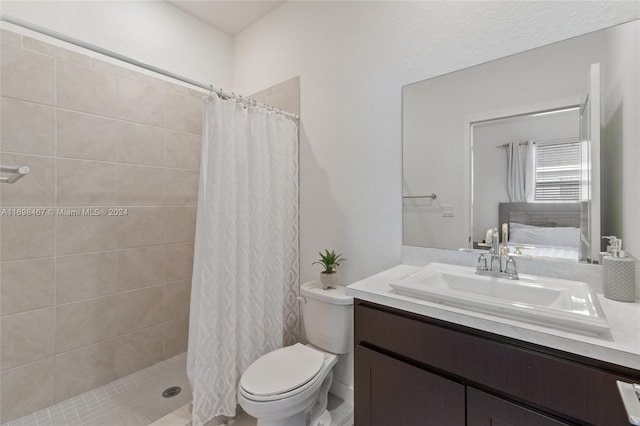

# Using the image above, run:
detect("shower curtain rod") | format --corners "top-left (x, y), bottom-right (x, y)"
top-left (496, 136), bottom-right (580, 149)
top-left (0, 13), bottom-right (299, 120)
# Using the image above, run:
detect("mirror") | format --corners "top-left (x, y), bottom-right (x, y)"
top-left (403, 19), bottom-right (639, 262)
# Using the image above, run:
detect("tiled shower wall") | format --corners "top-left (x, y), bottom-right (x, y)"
top-left (0, 29), bottom-right (201, 422)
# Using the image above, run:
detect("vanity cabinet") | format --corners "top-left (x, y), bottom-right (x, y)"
top-left (354, 300), bottom-right (640, 426)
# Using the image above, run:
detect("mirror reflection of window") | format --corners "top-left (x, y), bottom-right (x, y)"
top-left (534, 140), bottom-right (582, 202)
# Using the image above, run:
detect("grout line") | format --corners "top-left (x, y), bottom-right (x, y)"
top-left (53, 54), bottom-right (59, 397)
top-left (0, 240), bottom-right (195, 265)
top-left (0, 149), bottom-right (200, 171)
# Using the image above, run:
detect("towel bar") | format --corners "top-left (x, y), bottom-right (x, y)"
top-left (0, 165), bottom-right (30, 184)
top-left (403, 193), bottom-right (437, 200)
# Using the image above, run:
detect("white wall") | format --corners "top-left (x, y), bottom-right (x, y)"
top-left (603, 21), bottom-right (640, 257)
top-left (232, 1), bottom-right (639, 286)
top-left (0, 0), bottom-right (233, 87)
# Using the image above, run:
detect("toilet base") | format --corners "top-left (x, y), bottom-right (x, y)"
top-left (254, 408), bottom-right (331, 426)
top-left (256, 412), bottom-right (305, 426)
top-left (310, 409), bottom-right (331, 426)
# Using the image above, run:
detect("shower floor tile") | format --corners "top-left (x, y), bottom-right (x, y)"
top-left (2, 353), bottom-right (191, 426)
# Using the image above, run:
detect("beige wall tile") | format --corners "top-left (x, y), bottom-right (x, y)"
top-left (56, 251), bottom-right (118, 304)
top-left (57, 159), bottom-right (117, 206)
top-left (23, 36), bottom-right (90, 66)
top-left (115, 286), bottom-right (164, 335)
top-left (268, 90), bottom-right (300, 116)
top-left (165, 207), bottom-right (196, 244)
top-left (163, 318), bottom-right (189, 358)
top-left (0, 357), bottom-right (55, 423)
top-left (1, 30), bottom-right (22, 47)
top-left (165, 169), bottom-right (199, 206)
top-left (248, 86), bottom-right (272, 104)
top-left (55, 295), bottom-right (118, 353)
top-left (165, 93), bottom-right (202, 134)
top-left (249, 76), bottom-right (300, 115)
top-left (0, 153), bottom-right (55, 206)
top-left (1, 308), bottom-right (55, 370)
top-left (144, 75), bottom-right (187, 95)
top-left (54, 340), bottom-right (115, 403)
top-left (187, 87), bottom-right (207, 99)
top-left (117, 78), bottom-right (164, 126)
top-left (57, 214), bottom-right (118, 255)
top-left (91, 58), bottom-right (145, 82)
top-left (1, 44), bottom-right (55, 105)
top-left (57, 60), bottom-right (118, 117)
top-left (1, 257), bottom-right (55, 316)
top-left (165, 243), bottom-right (194, 282)
top-left (117, 245), bottom-right (165, 291)
top-left (114, 325), bottom-right (163, 378)
top-left (1, 214), bottom-right (55, 260)
top-left (0, 32), bottom-right (208, 408)
top-left (164, 280), bottom-right (191, 322)
top-left (117, 165), bottom-right (165, 206)
top-left (116, 207), bottom-right (165, 249)
top-left (1, 97), bottom-right (56, 155)
top-left (57, 110), bottom-right (118, 161)
top-left (118, 121), bottom-right (164, 166)
top-left (164, 130), bottom-right (201, 170)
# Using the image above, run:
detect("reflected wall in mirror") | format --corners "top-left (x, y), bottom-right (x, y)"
top-left (403, 19), bottom-right (639, 262)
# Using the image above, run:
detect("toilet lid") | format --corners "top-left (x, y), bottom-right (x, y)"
top-left (240, 343), bottom-right (324, 397)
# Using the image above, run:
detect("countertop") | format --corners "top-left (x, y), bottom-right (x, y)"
top-left (346, 264), bottom-right (640, 371)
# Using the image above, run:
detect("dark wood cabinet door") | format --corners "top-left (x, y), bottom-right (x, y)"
top-left (467, 387), bottom-right (571, 426)
top-left (355, 345), bottom-right (465, 426)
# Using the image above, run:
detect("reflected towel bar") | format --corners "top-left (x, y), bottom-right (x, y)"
top-left (1, 165), bottom-right (30, 184)
top-left (403, 193), bottom-right (437, 200)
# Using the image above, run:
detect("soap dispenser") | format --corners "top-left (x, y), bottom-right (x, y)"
top-left (602, 237), bottom-right (636, 302)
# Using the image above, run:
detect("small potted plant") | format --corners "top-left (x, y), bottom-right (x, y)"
top-left (313, 249), bottom-right (345, 290)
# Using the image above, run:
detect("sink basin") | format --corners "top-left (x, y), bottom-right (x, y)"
top-left (389, 263), bottom-right (610, 335)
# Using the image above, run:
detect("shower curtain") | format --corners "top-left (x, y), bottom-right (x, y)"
top-left (506, 140), bottom-right (536, 202)
top-left (187, 95), bottom-right (299, 426)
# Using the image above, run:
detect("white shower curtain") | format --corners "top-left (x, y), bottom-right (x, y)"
top-left (187, 95), bottom-right (299, 426)
top-left (506, 140), bottom-right (536, 202)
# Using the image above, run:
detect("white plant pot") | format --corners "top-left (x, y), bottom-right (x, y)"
top-left (319, 272), bottom-right (338, 290)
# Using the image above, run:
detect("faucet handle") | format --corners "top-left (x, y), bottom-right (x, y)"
top-left (476, 254), bottom-right (488, 271)
top-left (505, 256), bottom-right (518, 279)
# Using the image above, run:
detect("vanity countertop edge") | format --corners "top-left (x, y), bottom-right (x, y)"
top-left (346, 264), bottom-right (640, 371)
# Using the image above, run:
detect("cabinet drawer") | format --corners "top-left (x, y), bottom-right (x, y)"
top-left (355, 300), bottom-right (638, 425)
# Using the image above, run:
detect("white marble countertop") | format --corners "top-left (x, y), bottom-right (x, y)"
top-left (346, 264), bottom-right (640, 371)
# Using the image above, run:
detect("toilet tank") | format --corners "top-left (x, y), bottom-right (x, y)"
top-left (300, 282), bottom-right (353, 354)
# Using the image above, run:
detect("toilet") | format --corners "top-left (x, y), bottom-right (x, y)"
top-left (238, 282), bottom-right (353, 426)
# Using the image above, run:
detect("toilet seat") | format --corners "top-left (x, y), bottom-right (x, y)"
top-left (239, 344), bottom-right (331, 402)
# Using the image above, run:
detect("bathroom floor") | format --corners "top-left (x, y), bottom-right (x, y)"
top-left (2, 354), bottom-right (192, 426)
top-left (151, 392), bottom-right (354, 426)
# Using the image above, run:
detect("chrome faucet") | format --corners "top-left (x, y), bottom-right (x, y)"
top-left (476, 226), bottom-right (518, 280)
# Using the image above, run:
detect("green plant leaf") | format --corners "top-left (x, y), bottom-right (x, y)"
top-left (312, 249), bottom-right (345, 272)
